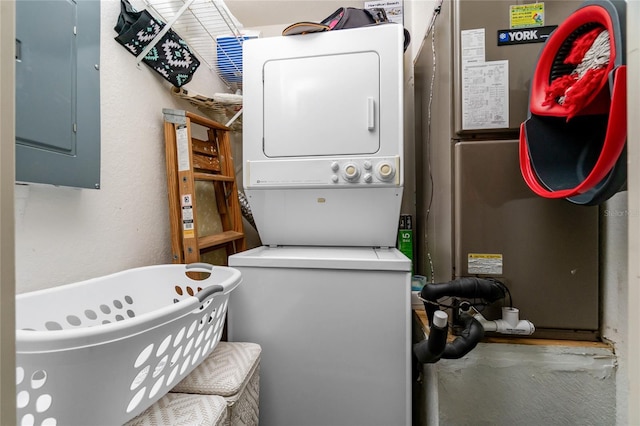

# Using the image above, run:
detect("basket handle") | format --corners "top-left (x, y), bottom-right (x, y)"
top-left (184, 263), bottom-right (225, 301)
top-left (186, 262), bottom-right (214, 273)
top-left (195, 285), bottom-right (225, 302)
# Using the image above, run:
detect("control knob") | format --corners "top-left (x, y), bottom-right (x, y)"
top-left (376, 162), bottom-right (396, 182)
top-left (343, 163), bottom-right (361, 182)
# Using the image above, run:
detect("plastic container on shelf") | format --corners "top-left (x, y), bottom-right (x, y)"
top-left (216, 32), bottom-right (259, 85)
top-left (15, 263), bottom-right (241, 426)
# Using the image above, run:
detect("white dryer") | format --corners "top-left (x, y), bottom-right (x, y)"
top-left (242, 24), bottom-right (405, 247)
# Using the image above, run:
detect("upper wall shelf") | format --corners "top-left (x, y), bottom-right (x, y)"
top-left (171, 87), bottom-right (243, 130)
top-left (142, 0), bottom-right (246, 90)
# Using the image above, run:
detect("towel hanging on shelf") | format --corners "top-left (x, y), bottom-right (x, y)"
top-left (113, 0), bottom-right (200, 87)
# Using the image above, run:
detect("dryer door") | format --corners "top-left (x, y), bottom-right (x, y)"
top-left (263, 51), bottom-right (380, 157)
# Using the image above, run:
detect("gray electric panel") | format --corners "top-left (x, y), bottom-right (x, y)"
top-left (16, 0), bottom-right (100, 189)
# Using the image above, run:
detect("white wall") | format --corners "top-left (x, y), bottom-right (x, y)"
top-left (0, 2), bottom-right (16, 424)
top-left (407, 0), bottom-right (437, 63)
top-left (626, 1), bottom-right (640, 422)
top-left (601, 191), bottom-right (629, 424)
top-left (226, 0), bottom-right (363, 28)
top-left (582, 2), bottom-right (635, 423)
top-left (14, 1), bottom-right (228, 293)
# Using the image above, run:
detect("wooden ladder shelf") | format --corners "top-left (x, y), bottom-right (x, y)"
top-left (163, 109), bottom-right (245, 265)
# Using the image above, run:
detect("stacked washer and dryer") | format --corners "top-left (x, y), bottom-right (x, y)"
top-left (227, 24), bottom-right (412, 426)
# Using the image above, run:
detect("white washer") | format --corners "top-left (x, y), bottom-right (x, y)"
top-left (228, 246), bottom-right (411, 426)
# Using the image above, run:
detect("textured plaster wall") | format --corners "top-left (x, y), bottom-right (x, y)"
top-left (435, 342), bottom-right (617, 425)
top-left (627, 3), bottom-right (640, 422)
top-left (601, 191), bottom-right (629, 424)
top-left (15, 1), bottom-right (227, 292)
top-left (0, 2), bottom-right (16, 424)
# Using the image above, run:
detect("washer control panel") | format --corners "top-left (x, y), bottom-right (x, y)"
top-left (333, 159), bottom-right (397, 185)
top-left (247, 156), bottom-right (401, 188)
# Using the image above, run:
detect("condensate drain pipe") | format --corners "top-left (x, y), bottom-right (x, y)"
top-left (413, 277), bottom-right (535, 366)
top-left (473, 307), bottom-right (535, 335)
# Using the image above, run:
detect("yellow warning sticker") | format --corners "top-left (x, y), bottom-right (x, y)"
top-left (468, 253), bottom-right (503, 275)
top-left (181, 193), bottom-right (194, 238)
top-left (510, 3), bottom-right (545, 29)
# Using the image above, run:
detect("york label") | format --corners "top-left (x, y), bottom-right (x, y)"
top-left (509, 29), bottom-right (538, 41)
top-left (497, 25), bottom-right (557, 46)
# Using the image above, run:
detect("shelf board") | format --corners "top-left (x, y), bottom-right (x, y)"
top-left (198, 230), bottom-right (245, 250)
top-left (193, 172), bottom-right (234, 182)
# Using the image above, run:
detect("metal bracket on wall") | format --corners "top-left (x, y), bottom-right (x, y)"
top-left (162, 108), bottom-right (188, 125)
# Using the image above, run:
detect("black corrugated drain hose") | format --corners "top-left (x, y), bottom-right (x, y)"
top-left (413, 277), bottom-right (507, 365)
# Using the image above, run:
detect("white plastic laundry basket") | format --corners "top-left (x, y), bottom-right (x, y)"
top-left (15, 263), bottom-right (241, 426)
